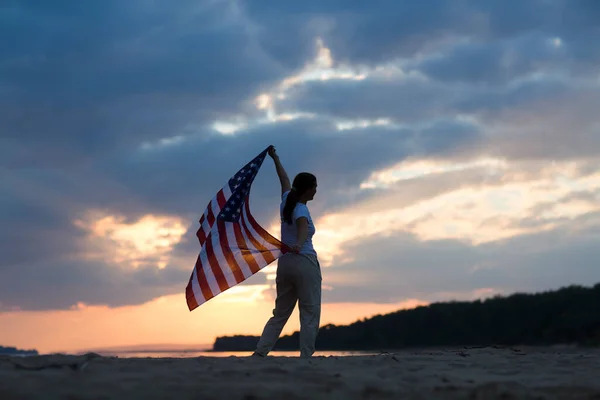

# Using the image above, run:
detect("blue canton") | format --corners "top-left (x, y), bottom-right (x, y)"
top-left (218, 149), bottom-right (268, 222)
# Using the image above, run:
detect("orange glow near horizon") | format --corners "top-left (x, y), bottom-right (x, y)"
top-left (0, 293), bottom-right (428, 354)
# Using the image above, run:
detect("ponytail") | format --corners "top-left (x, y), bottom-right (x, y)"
top-left (282, 189), bottom-right (300, 225)
top-left (282, 172), bottom-right (317, 225)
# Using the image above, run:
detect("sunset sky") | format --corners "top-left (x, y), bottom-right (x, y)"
top-left (2, 0), bottom-right (600, 354)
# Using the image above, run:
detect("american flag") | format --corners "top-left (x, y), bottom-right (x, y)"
top-left (186, 146), bottom-right (289, 311)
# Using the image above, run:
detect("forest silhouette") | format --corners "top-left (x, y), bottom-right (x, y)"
top-left (214, 283), bottom-right (600, 351)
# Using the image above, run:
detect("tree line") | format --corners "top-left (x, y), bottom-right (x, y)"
top-left (213, 283), bottom-right (600, 351)
top-left (0, 346), bottom-right (39, 356)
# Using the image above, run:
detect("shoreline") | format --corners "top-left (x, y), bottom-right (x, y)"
top-left (7, 343), bottom-right (592, 358)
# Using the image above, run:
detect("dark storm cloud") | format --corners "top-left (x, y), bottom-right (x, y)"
top-left (416, 34), bottom-right (563, 85)
top-left (239, 0), bottom-right (600, 67)
top-left (239, 0), bottom-right (567, 65)
top-left (0, 0), bottom-right (293, 168)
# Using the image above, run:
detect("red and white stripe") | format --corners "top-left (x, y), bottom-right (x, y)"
top-left (186, 185), bottom-right (287, 311)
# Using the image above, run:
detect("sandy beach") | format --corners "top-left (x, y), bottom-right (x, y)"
top-left (1, 346), bottom-right (599, 399)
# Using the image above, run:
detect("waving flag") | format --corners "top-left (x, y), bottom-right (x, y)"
top-left (186, 146), bottom-right (289, 311)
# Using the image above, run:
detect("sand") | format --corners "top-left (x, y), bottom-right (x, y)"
top-left (1, 346), bottom-right (599, 399)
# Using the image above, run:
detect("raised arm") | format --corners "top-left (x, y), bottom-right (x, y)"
top-left (268, 146), bottom-right (291, 195)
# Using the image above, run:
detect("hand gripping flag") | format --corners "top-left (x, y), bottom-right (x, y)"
top-left (186, 146), bottom-right (289, 311)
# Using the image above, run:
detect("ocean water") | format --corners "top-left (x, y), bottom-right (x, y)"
top-left (95, 350), bottom-right (379, 358)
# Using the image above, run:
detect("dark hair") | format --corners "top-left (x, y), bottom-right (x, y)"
top-left (282, 172), bottom-right (317, 224)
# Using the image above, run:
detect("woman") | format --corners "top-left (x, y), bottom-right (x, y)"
top-left (253, 146), bottom-right (321, 358)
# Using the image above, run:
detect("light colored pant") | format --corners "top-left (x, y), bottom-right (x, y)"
top-left (255, 253), bottom-right (322, 357)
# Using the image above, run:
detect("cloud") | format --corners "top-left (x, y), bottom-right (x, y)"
top-left (0, 257), bottom-right (193, 311)
top-left (0, 0), bottom-right (296, 168)
top-left (308, 157), bottom-right (600, 266)
top-left (1, 0), bottom-right (599, 313)
top-left (240, 0), bottom-right (531, 64)
top-left (416, 33), bottom-right (564, 85)
top-left (240, 0), bottom-right (600, 68)
top-left (322, 215), bottom-right (600, 304)
top-left (0, 108), bottom-right (478, 310)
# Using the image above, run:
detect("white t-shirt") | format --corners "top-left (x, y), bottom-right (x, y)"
top-left (280, 190), bottom-right (317, 256)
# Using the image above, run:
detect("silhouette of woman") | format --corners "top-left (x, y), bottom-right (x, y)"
top-left (253, 145), bottom-right (321, 358)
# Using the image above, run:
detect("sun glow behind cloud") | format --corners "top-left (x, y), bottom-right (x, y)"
top-left (308, 159), bottom-right (600, 265)
top-left (278, 38), bottom-right (367, 89)
top-left (360, 158), bottom-right (509, 189)
top-left (208, 36), bottom-right (430, 137)
top-left (74, 212), bottom-right (188, 269)
top-left (210, 38), bottom-right (394, 135)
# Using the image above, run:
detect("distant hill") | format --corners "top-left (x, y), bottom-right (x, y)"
top-left (0, 346), bottom-right (38, 356)
top-left (213, 283), bottom-right (600, 351)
